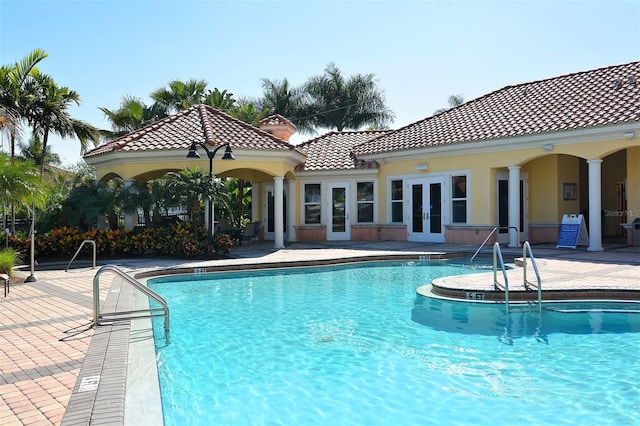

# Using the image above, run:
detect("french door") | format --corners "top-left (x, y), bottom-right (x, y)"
top-left (327, 182), bottom-right (350, 240)
top-left (407, 177), bottom-right (445, 242)
top-left (496, 173), bottom-right (528, 243)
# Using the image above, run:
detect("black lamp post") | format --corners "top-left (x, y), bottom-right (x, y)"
top-left (186, 141), bottom-right (235, 238)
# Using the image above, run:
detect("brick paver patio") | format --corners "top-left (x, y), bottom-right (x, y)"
top-left (1, 241), bottom-right (638, 425)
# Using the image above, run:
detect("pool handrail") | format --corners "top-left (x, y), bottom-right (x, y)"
top-left (470, 226), bottom-right (519, 264)
top-left (493, 242), bottom-right (510, 313)
top-left (66, 239), bottom-right (97, 272)
top-left (92, 264), bottom-right (170, 344)
top-left (522, 241), bottom-right (542, 313)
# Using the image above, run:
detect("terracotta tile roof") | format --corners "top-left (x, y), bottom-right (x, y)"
top-left (258, 114), bottom-right (296, 129)
top-left (354, 61), bottom-right (640, 156)
top-left (295, 130), bottom-right (390, 171)
top-left (84, 104), bottom-right (297, 158)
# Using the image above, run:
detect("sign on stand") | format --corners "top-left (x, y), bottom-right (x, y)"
top-left (557, 214), bottom-right (589, 249)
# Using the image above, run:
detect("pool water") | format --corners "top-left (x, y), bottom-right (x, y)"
top-left (149, 261), bottom-right (640, 426)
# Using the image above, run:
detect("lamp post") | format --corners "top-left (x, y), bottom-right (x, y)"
top-left (186, 141), bottom-right (235, 238)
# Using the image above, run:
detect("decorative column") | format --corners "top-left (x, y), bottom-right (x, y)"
top-left (274, 176), bottom-right (285, 248)
top-left (508, 166), bottom-right (521, 248)
top-left (123, 179), bottom-right (137, 230)
top-left (287, 179), bottom-right (296, 242)
top-left (97, 215), bottom-right (107, 230)
top-left (587, 159), bottom-right (604, 251)
top-left (251, 182), bottom-right (259, 222)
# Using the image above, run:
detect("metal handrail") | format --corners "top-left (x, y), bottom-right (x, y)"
top-left (93, 265), bottom-right (170, 343)
top-left (66, 240), bottom-right (97, 272)
top-left (470, 226), bottom-right (519, 264)
top-left (522, 241), bottom-right (542, 313)
top-left (493, 242), bottom-right (510, 314)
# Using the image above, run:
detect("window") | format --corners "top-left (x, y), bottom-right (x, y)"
top-left (391, 179), bottom-right (403, 223)
top-left (304, 184), bottom-right (321, 224)
top-left (356, 182), bottom-right (374, 223)
top-left (452, 175), bottom-right (467, 223)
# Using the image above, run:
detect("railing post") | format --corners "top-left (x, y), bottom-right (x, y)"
top-left (93, 269), bottom-right (101, 325)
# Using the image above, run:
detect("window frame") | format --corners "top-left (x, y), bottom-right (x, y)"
top-left (303, 183), bottom-right (322, 224)
top-left (390, 179), bottom-right (404, 223)
top-left (451, 174), bottom-right (468, 224)
top-left (356, 181), bottom-right (375, 223)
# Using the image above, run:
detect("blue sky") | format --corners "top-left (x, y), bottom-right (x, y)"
top-left (1, 0), bottom-right (639, 167)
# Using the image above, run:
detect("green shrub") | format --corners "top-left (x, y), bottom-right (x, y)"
top-left (0, 247), bottom-right (22, 276)
top-left (8, 224), bottom-right (234, 260)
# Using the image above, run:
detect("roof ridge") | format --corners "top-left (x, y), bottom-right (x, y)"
top-left (198, 104), bottom-right (297, 150)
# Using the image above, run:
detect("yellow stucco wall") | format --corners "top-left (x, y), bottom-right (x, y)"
top-left (94, 157), bottom-right (296, 184)
top-left (557, 155), bottom-right (581, 219)
top-left (525, 155), bottom-right (558, 223)
top-left (374, 136), bottom-right (637, 228)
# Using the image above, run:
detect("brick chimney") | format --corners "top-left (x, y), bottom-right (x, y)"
top-left (258, 114), bottom-right (296, 141)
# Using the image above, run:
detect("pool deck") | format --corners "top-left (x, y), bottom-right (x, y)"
top-left (1, 240), bottom-right (638, 425)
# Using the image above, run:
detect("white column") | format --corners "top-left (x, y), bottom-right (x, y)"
top-left (123, 179), bottom-right (137, 230)
top-left (508, 166), bottom-right (521, 248)
top-left (274, 176), bottom-right (285, 248)
top-left (251, 182), bottom-right (259, 222)
top-left (587, 159), bottom-right (604, 252)
top-left (97, 215), bottom-right (107, 230)
top-left (287, 179), bottom-right (296, 242)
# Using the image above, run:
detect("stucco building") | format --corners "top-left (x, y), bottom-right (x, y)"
top-left (84, 61), bottom-right (640, 251)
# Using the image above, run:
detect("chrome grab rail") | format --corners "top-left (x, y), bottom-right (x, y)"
top-left (493, 242), bottom-right (510, 314)
top-left (93, 265), bottom-right (170, 344)
top-left (522, 241), bottom-right (542, 313)
top-left (66, 239), bottom-right (97, 272)
top-left (470, 226), bottom-right (519, 264)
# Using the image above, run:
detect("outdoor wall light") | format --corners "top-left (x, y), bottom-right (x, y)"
top-left (543, 144), bottom-right (554, 152)
top-left (623, 131), bottom-right (635, 140)
top-left (415, 162), bottom-right (429, 171)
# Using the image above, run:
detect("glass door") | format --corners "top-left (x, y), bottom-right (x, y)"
top-left (496, 172), bottom-right (527, 243)
top-left (327, 182), bottom-right (350, 240)
top-left (407, 177), bottom-right (444, 242)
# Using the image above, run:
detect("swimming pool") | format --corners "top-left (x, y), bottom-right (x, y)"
top-left (148, 261), bottom-right (640, 425)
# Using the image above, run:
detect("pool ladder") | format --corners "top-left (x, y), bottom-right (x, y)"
top-left (92, 265), bottom-right (170, 344)
top-left (493, 241), bottom-right (542, 314)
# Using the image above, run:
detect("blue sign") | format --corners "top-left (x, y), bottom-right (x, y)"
top-left (557, 214), bottom-right (589, 249)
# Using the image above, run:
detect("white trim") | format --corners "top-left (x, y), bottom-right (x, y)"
top-left (295, 169), bottom-right (378, 179)
top-left (85, 148), bottom-right (306, 170)
top-left (355, 180), bottom-right (377, 224)
top-left (327, 182), bottom-right (351, 240)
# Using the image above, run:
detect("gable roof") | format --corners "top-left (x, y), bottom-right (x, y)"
top-left (295, 130), bottom-right (391, 171)
top-left (84, 104), bottom-right (297, 158)
top-left (354, 61), bottom-right (640, 156)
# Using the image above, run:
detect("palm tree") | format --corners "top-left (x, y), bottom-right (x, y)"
top-left (434, 94), bottom-right (464, 114)
top-left (18, 135), bottom-right (62, 168)
top-left (0, 48), bottom-right (48, 159)
top-left (229, 100), bottom-right (267, 127)
top-left (217, 178), bottom-right (250, 228)
top-left (304, 63), bottom-right (394, 131)
top-left (202, 88), bottom-right (236, 113)
top-left (122, 180), bottom-right (154, 226)
top-left (150, 78), bottom-right (208, 113)
top-left (0, 153), bottom-right (48, 230)
top-left (99, 96), bottom-right (168, 140)
top-left (25, 72), bottom-right (100, 174)
top-left (165, 168), bottom-right (225, 240)
top-left (256, 78), bottom-right (314, 133)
